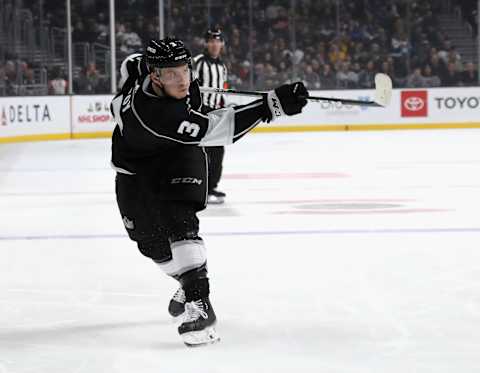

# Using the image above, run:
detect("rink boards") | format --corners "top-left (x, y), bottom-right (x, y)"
top-left (1, 87), bottom-right (480, 143)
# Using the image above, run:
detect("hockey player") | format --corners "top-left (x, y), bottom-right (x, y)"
top-left (110, 37), bottom-right (308, 346)
top-left (193, 28), bottom-right (228, 204)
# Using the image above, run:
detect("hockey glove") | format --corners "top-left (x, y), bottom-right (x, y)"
top-left (263, 82), bottom-right (308, 122)
top-left (188, 79), bottom-right (202, 111)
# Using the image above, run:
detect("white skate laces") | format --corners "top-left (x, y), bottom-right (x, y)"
top-left (180, 299), bottom-right (219, 347)
top-left (172, 287), bottom-right (186, 303)
top-left (179, 298), bottom-right (220, 346)
top-left (184, 300), bottom-right (208, 322)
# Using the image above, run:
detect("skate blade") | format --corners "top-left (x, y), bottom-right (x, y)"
top-left (182, 325), bottom-right (220, 347)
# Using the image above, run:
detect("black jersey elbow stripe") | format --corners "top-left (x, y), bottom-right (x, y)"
top-left (233, 118), bottom-right (262, 140)
top-left (231, 101), bottom-right (265, 139)
top-left (119, 53), bottom-right (144, 89)
top-left (111, 162), bottom-right (135, 175)
top-left (235, 101), bottom-right (264, 113)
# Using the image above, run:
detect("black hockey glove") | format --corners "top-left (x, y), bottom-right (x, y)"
top-left (188, 79), bottom-right (202, 111)
top-left (263, 82), bottom-right (308, 122)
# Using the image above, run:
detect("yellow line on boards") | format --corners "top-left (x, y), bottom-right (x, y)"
top-left (253, 125), bottom-right (347, 132)
top-left (0, 133), bottom-right (71, 144)
top-left (1, 123), bottom-right (480, 144)
top-left (345, 123), bottom-right (480, 131)
top-left (253, 122), bottom-right (480, 132)
top-left (71, 132), bottom-right (113, 139)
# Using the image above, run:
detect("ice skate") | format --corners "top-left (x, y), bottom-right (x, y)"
top-left (178, 297), bottom-right (220, 347)
top-left (168, 287), bottom-right (186, 319)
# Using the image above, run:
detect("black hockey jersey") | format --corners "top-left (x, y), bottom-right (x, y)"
top-left (111, 68), bottom-right (269, 205)
top-left (118, 53), bottom-right (149, 89)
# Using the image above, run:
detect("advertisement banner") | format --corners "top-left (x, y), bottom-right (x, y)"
top-left (229, 87), bottom-right (480, 130)
top-left (428, 87), bottom-right (480, 121)
top-left (71, 95), bottom-right (115, 136)
top-left (228, 88), bottom-right (400, 129)
top-left (2, 86), bottom-right (480, 143)
top-left (0, 96), bottom-right (70, 141)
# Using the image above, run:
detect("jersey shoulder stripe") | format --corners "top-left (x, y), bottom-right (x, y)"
top-left (193, 54), bottom-right (205, 64)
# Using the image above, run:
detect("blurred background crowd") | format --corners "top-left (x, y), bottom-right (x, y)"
top-left (0, 0), bottom-right (479, 96)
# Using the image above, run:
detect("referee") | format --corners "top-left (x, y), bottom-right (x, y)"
top-left (193, 28), bottom-right (228, 204)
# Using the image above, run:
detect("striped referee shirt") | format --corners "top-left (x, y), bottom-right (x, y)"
top-left (193, 53), bottom-right (228, 110)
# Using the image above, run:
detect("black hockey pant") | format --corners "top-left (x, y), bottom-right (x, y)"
top-left (115, 173), bottom-right (202, 263)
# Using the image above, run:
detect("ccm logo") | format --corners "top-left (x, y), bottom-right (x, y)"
top-left (401, 91), bottom-right (428, 117)
top-left (271, 96), bottom-right (283, 117)
top-left (171, 177), bottom-right (203, 185)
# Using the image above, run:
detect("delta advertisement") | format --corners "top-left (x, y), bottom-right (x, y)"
top-left (1, 87), bottom-right (480, 142)
top-left (0, 96), bottom-right (70, 141)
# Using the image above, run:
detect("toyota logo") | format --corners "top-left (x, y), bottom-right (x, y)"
top-left (404, 96), bottom-right (425, 111)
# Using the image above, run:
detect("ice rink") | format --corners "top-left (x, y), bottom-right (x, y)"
top-left (1, 129), bottom-right (480, 373)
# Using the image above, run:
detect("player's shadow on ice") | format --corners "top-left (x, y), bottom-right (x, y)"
top-left (0, 319), bottom-right (181, 350)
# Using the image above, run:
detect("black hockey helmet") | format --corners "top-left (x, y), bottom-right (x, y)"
top-left (145, 37), bottom-right (192, 70)
top-left (205, 28), bottom-right (224, 42)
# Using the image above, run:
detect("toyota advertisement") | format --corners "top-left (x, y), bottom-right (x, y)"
top-left (400, 87), bottom-right (480, 126)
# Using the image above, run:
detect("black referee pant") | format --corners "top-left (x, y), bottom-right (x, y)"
top-left (206, 146), bottom-right (224, 193)
top-left (202, 105), bottom-right (225, 194)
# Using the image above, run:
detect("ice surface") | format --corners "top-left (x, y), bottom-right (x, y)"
top-left (1, 130), bottom-right (480, 373)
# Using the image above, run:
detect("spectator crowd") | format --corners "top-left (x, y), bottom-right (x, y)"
top-left (1, 0), bottom-right (479, 96)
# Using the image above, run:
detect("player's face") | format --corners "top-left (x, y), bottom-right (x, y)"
top-left (154, 64), bottom-right (191, 99)
top-left (207, 39), bottom-right (223, 58)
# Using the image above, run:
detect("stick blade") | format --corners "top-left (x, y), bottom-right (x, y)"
top-left (374, 73), bottom-right (392, 107)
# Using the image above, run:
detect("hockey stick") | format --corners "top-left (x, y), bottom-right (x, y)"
top-left (200, 73), bottom-right (392, 107)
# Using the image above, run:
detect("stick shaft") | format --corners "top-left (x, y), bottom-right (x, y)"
top-left (199, 87), bottom-right (382, 107)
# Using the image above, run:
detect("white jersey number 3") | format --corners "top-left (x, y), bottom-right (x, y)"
top-left (177, 121), bottom-right (200, 137)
